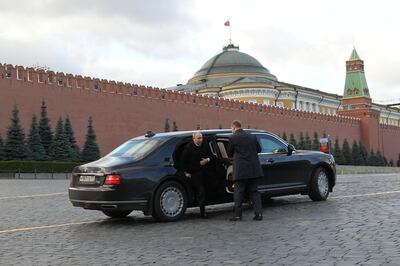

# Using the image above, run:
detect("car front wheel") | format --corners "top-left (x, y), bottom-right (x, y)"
top-left (152, 181), bottom-right (187, 222)
top-left (102, 210), bottom-right (132, 218)
top-left (308, 167), bottom-right (329, 201)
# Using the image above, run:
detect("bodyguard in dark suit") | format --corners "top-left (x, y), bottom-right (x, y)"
top-left (227, 120), bottom-right (263, 221)
top-left (181, 131), bottom-right (214, 218)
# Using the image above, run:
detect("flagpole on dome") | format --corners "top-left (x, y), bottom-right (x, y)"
top-left (224, 19), bottom-right (231, 45)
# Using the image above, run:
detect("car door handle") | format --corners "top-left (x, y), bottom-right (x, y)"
top-left (267, 158), bottom-right (275, 163)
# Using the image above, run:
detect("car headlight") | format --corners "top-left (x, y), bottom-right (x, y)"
top-left (329, 155), bottom-right (335, 164)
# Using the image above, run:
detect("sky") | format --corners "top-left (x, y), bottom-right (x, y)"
top-left (1, 0), bottom-right (400, 103)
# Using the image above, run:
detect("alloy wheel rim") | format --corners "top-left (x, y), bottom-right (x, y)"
top-left (160, 187), bottom-right (184, 217)
top-left (317, 171), bottom-right (329, 197)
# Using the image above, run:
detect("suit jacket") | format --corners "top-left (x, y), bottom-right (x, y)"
top-left (227, 129), bottom-right (263, 181)
top-left (180, 141), bottom-right (215, 175)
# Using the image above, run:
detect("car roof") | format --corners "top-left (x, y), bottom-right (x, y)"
top-left (131, 129), bottom-right (271, 140)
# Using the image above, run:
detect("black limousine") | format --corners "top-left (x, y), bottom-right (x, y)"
top-left (69, 129), bottom-right (336, 221)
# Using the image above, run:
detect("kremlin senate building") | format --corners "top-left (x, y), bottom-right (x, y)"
top-left (0, 43), bottom-right (400, 162)
top-left (172, 43), bottom-right (400, 126)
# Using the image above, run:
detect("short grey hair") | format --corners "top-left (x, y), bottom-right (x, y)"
top-left (192, 131), bottom-right (202, 138)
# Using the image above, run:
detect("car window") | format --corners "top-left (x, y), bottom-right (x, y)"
top-left (257, 135), bottom-right (287, 154)
top-left (107, 138), bottom-right (166, 160)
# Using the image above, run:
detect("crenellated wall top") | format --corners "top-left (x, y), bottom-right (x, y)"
top-left (1, 63), bottom-right (361, 125)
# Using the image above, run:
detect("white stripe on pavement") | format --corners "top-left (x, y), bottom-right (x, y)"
top-left (0, 192), bottom-right (67, 200)
top-left (332, 190), bottom-right (400, 199)
top-left (0, 220), bottom-right (102, 234)
top-left (337, 173), bottom-right (399, 179)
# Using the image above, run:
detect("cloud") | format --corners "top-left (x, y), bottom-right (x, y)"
top-left (0, 0), bottom-right (400, 101)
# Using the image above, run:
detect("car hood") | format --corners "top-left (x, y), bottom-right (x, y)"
top-left (295, 150), bottom-right (334, 163)
top-left (295, 150), bottom-right (326, 155)
top-left (73, 156), bottom-right (135, 173)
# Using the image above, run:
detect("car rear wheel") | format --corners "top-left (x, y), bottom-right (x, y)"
top-left (308, 167), bottom-right (329, 201)
top-left (152, 181), bottom-right (187, 222)
top-left (102, 210), bottom-right (132, 218)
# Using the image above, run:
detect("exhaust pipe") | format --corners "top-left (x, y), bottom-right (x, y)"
top-left (102, 204), bottom-right (118, 209)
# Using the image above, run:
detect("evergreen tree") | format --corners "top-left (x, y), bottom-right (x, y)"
top-left (351, 140), bottom-right (363, 166)
top-left (289, 133), bottom-right (297, 148)
top-left (304, 131), bottom-right (312, 150)
top-left (82, 116), bottom-right (101, 162)
top-left (333, 137), bottom-right (345, 165)
top-left (49, 117), bottom-right (72, 161)
top-left (312, 131), bottom-right (319, 150)
top-left (282, 132), bottom-right (287, 142)
top-left (376, 150), bottom-right (385, 166)
top-left (64, 116), bottom-right (81, 161)
top-left (164, 118), bottom-right (170, 132)
top-left (5, 104), bottom-right (29, 160)
top-left (298, 132), bottom-right (305, 150)
top-left (27, 115), bottom-right (47, 160)
top-left (322, 131), bottom-right (327, 138)
top-left (367, 150), bottom-right (379, 166)
top-left (383, 156), bottom-right (388, 167)
top-left (172, 121), bottom-right (178, 132)
top-left (38, 100), bottom-right (53, 156)
top-left (342, 138), bottom-right (352, 165)
top-left (359, 141), bottom-right (368, 165)
top-left (0, 135), bottom-right (5, 160)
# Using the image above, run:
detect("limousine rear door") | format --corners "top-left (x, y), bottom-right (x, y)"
top-left (255, 134), bottom-right (308, 192)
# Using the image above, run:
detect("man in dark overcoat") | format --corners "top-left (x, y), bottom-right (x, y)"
top-left (227, 120), bottom-right (263, 221)
top-left (181, 131), bottom-right (214, 218)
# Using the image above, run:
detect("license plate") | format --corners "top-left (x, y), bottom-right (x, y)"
top-left (79, 175), bottom-right (96, 183)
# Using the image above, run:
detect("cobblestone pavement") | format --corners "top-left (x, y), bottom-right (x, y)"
top-left (1, 174), bottom-right (400, 265)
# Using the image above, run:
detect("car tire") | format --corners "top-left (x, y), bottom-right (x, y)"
top-left (102, 210), bottom-right (132, 218)
top-left (308, 167), bottom-right (330, 201)
top-left (152, 181), bottom-right (187, 222)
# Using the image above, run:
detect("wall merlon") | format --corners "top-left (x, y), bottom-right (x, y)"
top-left (0, 64), bottom-right (5, 78)
top-left (16, 66), bottom-right (26, 81)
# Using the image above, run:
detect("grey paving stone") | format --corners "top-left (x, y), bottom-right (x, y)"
top-left (1, 174), bottom-right (400, 265)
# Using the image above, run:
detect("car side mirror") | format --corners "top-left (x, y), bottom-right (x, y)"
top-left (287, 144), bottom-right (295, 155)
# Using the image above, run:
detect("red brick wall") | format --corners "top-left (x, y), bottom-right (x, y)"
top-left (379, 125), bottom-right (400, 163)
top-left (1, 63), bottom-right (396, 161)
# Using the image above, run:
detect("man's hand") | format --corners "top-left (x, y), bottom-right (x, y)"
top-left (200, 158), bottom-right (210, 166)
top-left (184, 172), bottom-right (191, 178)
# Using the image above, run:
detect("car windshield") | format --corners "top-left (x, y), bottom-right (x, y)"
top-left (107, 138), bottom-right (166, 159)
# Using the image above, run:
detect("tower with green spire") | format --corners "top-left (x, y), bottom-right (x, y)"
top-left (343, 47), bottom-right (370, 99)
top-left (338, 47), bottom-right (380, 152)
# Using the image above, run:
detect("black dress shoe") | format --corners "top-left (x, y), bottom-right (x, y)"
top-left (229, 216), bottom-right (242, 221)
top-left (253, 214), bottom-right (263, 221)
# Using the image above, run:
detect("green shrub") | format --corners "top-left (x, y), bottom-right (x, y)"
top-left (0, 161), bottom-right (82, 173)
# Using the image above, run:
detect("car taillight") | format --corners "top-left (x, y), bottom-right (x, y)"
top-left (70, 174), bottom-right (77, 186)
top-left (104, 174), bottom-right (121, 185)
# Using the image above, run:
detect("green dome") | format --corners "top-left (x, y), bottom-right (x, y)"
top-left (189, 44), bottom-right (276, 83)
